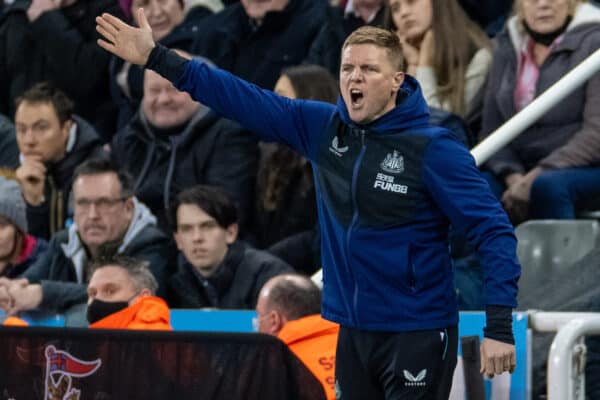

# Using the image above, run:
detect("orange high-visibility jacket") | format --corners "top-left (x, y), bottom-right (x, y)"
top-left (278, 314), bottom-right (339, 400)
top-left (90, 296), bottom-right (173, 331)
top-left (3, 316), bottom-right (29, 326)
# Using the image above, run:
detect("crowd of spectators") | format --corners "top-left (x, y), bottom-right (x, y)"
top-left (0, 0), bottom-right (599, 397)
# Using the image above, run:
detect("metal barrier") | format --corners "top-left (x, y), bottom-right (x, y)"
top-left (529, 311), bottom-right (600, 400)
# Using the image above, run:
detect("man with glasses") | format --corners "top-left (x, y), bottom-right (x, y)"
top-left (0, 158), bottom-right (173, 315)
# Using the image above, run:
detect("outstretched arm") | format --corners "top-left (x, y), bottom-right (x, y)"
top-left (96, 8), bottom-right (155, 66)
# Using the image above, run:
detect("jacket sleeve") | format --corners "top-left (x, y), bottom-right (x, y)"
top-left (21, 235), bottom-right (58, 283)
top-left (29, 4), bottom-right (115, 100)
top-left (204, 121), bottom-right (259, 236)
top-left (538, 69), bottom-right (600, 168)
top-left (38, 281), bottom-right (87, 311)
top-left (479, 46), bottom-right (525, 178)
top-left (423, 132), bottom-right (520, 308)
top-left (146, 45), bottom-right (335, 161)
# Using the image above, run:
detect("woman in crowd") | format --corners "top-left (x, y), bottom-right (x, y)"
top-left (480, 0), bottom-right (600, 223)
top-left (388, 0), bottom-right (492, 118)
top-left (0, 176), bottom-right (47, 279)
top-left (255, 64), bottom-right (338, 274)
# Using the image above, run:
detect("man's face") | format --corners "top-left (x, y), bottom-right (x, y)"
top-left (339, 44), bottom-right (404, 124)
top-left (390, 0), bottom-right (432, 43)
top-left (132, 0), bottom-right (184, 40)
top-left (143, 69), bottom-right (200, 129)
top-left (174, 204), bottom-right (238, 277)
top-left (240, 0), bottom-right (289, 21)
top-left (87, 266), bottom-right (137, 304)
top-left (15, 101), bottom-right (71, 162)
top-left (72, 173), bottom-right (134, 249)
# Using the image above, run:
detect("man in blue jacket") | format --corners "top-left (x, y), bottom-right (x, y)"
top-left (97, 12), bottom-right (520, 399)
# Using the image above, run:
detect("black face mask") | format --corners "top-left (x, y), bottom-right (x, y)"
top-left (523, 16), bottom-right (572, 47)
top-left (86, 299), bottom-right (130, 324)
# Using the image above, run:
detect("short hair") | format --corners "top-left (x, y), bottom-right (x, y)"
top-left (170, 185), bottom-right (238, 230)
top-left (72, 157), bottom-right (134, 198)
top-left (266, 275), bottom-right (322, 320)
top-left (280, 64), bottom-right (339, 103)
top-left (514, 0), bottom-right (581, 21)
top-left (342, 26), bottom-right (404, 71)
top-left (90, 256), bottom-right (158, 295)
top-left (15, 82), bottom-right (74, 124)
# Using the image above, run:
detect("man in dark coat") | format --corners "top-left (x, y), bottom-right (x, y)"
top-left (0, 158), bottom-right (174, 314)
top-left (14, 83), bottom-right (105, 239)
top-left (189, 0), bottom-right (327, 90)
top-left (168, 185), bottom-right (292, 309)
top-left (0, 113), bottom-right (18, 169)
top-left (112, 66), bottom-right (258, 234)
top-left (0, 0), bottom-right (123, 138)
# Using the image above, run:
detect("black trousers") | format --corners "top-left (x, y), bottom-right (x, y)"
top-left (335, 326), bottom-right (458, 400)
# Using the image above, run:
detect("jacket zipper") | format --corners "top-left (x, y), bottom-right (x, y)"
top-left (346, 130), bottom-right (366, 325)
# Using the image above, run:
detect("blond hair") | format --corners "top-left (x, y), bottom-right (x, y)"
top-left (514, 0), bottom-right (583, 21)
top-left (342, 26), bottom-right (404, 71)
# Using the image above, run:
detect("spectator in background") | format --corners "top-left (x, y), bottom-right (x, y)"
top-left (480, 0), bottom-right (600, 223)
top-left (0, 176), bottom-right (47, 279)
top-left (306, 0), bottom-right (390, 75)
top-left (190, 0), bottom-right (328, 90)
top-left (110, 0), bottom-right (214, 130)
top-left (255, 64), bottom-right (337, 274)
top-left (168, 185), bottom-right (292, 309)
top-left (87, 256), bottom-right (172, 330)
top-left (0, 113), bottom-right (18, 169)
top-left (0, 0), bottom-right (123, 140)
top-left (389, 0), bottom-right (492, 118)
top-left (0, 158), bottom-right (173, 315)
top-left (112, 61), bottom-right (258, 233)
top-left (256, 274), bottom-right (339, 400)
top-left (14, 83), bottom-right (105, 240)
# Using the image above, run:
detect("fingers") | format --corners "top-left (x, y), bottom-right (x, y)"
top-left (137, 7), bottom-right (151, 31)
top-left (96, 24), bottom-right (116, 44)
top-left (97, 38), bottom-right (117, 54)
top-left (100, 12), bottom-right (130, 30)
top-left (480, 339), bottom-right (516, 378)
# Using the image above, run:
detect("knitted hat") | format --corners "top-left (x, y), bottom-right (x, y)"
top-left (0, 177), bottom-right (27, 233)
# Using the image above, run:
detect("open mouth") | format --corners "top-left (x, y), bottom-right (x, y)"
top-left (350, 89), bottom-right (364, 106)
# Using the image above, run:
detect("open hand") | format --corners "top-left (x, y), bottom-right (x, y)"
top-left (96, 8), bottom-right (156, 65)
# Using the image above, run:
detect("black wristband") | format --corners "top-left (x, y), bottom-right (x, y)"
top-left (144, 44), bottom-right (188, 85)
top-left (483, 305), bottom-right (514, 345)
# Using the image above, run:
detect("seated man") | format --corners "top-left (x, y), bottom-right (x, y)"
top-left (168, 185), bottom-right (292, 308)
top-left (112, 63), bottom-right (258, 233)
top-left (87, 256), bottom-right (172, 330)
top-left (14, 82), bottom-right (105, 239)
top-left (0, 158), bottom-right (173, 315)
top-left (256, 274), bottom-right (339, 400)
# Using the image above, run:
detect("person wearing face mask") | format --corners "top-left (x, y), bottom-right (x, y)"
top-left (479, 0), bottom-right (600, 224)
top-left (87, 256), bottom-right (172, 330)
top-left (389, 0), bottom-right (492, 119)
top-left (109, 0), bottom-right (215, 131)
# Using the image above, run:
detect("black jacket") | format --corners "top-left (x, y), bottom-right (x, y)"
top-left (112, 108), bottom-right (259, 233)
top-left (26, 115), bottom-right (106, 239)
top-left (109, 5), bottom-right (212, 132)
top-left (305, 5), bottom-right (387, 75)
top-left (0, 113), bottom-right (18, 168)
top-left (0, 0), bottom-right (123, 138)
top-left (23, 201), bottom-right (175, 311)
top-left (190, 0), bottom-right (327, 90)
top-left (168, 241), bottom-right (292, 308)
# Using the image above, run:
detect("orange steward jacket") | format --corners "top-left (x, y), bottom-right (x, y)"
top-left (278, 314), bottom-right (339, 400)
top-left (90, 296), bottom-right (172, 331)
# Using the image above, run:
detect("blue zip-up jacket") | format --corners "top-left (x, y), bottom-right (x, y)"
top-left (148, 46), bottom-right (520, 331)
